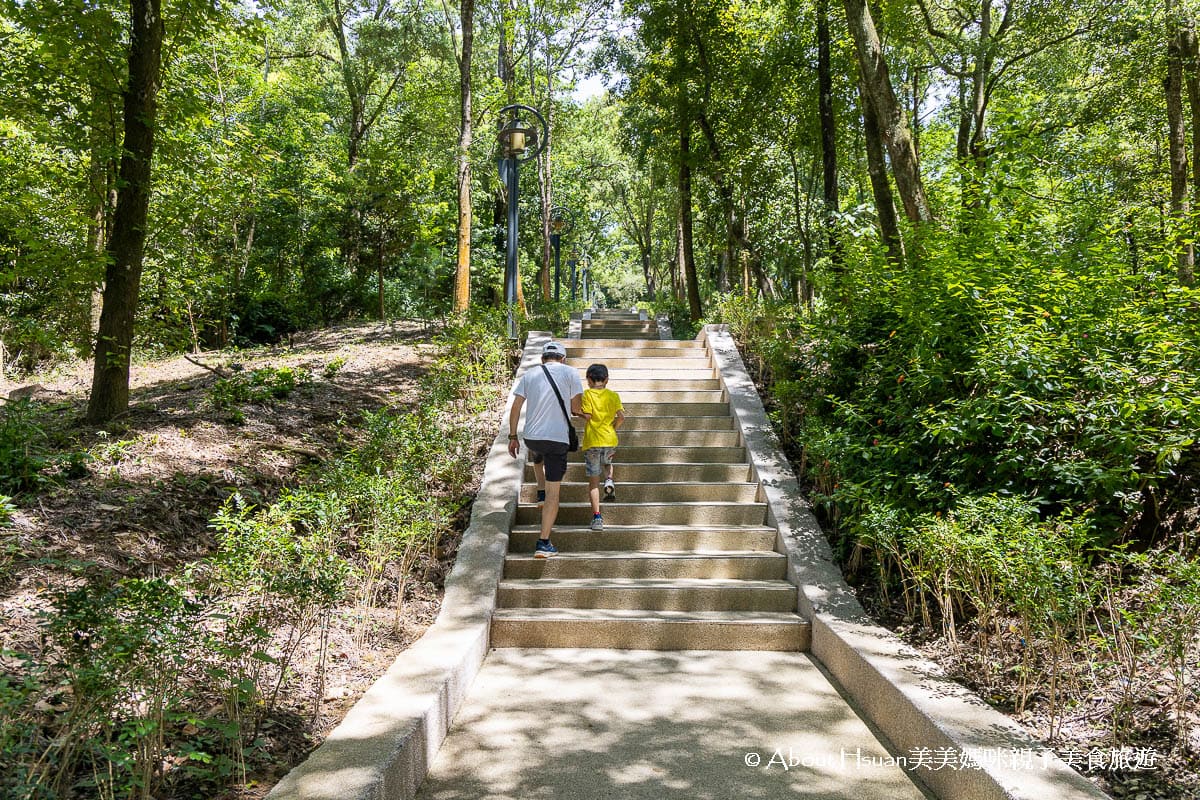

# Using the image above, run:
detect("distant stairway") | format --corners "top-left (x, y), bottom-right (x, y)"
top-left (492, 310), bottom-right (811, 651)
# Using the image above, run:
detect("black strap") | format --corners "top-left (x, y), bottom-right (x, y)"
top-left (540, 364), bottom-right (573, 427)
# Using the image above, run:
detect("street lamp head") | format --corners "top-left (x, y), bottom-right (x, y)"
top-left (550, 205), bottom-right (574, 235)
top-left (497, 104), bottom-right (548, 162)
top-left (499, 117), bottom-right (536, 158)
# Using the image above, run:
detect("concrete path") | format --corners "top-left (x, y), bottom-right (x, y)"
top-left (416, 648), bottom-right (931, 800)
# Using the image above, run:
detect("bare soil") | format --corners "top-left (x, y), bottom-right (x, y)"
top-left (0, 320), bottom-right (466, 797)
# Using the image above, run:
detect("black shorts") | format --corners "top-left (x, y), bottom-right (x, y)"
top-left (524, 438), bottom-right (569, 482)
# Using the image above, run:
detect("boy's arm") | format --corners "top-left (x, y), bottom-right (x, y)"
top-left (613, 408), bottom-right (625, 429)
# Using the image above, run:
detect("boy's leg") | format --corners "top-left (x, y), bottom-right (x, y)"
top-left (588, 475), bottom-right (601, 515)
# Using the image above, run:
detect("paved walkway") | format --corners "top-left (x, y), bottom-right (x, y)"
top-left (415, 648), bottom-right (931, 799)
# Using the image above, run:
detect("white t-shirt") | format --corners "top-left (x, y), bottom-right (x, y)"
top-left (514, 360), bottom-right (583, 443)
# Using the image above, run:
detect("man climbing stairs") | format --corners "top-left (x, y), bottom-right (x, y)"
top-left (492, 310), bottom-right (811, 651)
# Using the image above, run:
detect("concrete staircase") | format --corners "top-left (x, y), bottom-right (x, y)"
top-left (492, 310), bottom-right (811, 651)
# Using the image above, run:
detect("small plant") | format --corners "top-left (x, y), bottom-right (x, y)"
top-left (209, 366), bottom-right (314, 410)
top-left (0, 494), bottom-right (16, 526)
top-left (0, 398), bottom-right (49, 495)
top-left (324, 356), bottom-right (347, 378)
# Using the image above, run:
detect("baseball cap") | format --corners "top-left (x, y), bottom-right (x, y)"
top-left (542, 341), bottom-right (567, 358)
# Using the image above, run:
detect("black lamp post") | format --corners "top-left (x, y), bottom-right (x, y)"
top-left (567, 249), bottom-right (579, 303)
top-left (497, 104), bottom-right (548, 338)
top-left (549, 205), bottom-right (573, 303)
top-left (581, 259), bottom-right (590, 308)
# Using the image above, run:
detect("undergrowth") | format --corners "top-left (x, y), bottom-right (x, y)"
top-left (712, 235), bottom-right (1200, 793)
top-left (0, 313), bottom-right (512, 799)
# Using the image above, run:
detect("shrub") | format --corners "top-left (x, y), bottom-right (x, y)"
top-left (0, 398), bottom-right (49, 495)
top-left (209, 366), bottom-right (314, 410)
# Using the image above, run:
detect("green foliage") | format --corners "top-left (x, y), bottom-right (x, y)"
top-left (0, 399), bottom-right (50, 495)
top-left (0, 494), bottom-right (15, 526)
top-left (209, 365), bottom-right (314, 410)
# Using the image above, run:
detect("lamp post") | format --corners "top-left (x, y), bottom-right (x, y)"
top-left (567, 249), bottom-right (579, 303)
top-left (581, 259), bottom-right (590, 308)
top-left (549, 205), bottom-right (573, 303)
top-left (496, 104), bottom-right (548, 338)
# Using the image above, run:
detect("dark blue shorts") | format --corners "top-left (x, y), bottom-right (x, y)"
top-left (525, 438), bottom-right (569, 482)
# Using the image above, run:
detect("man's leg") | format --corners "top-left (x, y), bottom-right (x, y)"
top-left (541, 480), bottom-right (561, 540)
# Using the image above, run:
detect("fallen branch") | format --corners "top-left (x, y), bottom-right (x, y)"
top-left (184, 355), bottom-right (231, 379)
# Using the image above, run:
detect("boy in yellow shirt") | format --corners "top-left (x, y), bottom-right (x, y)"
top-left (580, 363), bottom-right (624, 531)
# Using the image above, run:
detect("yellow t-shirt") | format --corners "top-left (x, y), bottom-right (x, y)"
top-left (581, 387), bottom-right (623, 450)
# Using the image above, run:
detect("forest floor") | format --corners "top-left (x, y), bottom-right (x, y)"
top-left (0, 320), bottom-right (466, 798)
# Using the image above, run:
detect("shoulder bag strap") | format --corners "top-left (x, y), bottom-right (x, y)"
top-left (540, 364), bottom-right (573, 426)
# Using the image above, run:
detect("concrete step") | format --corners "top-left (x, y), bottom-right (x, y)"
top-left (490, 608), bottom-right (810, 650)
top-left (565, 357), bottom-right (713, 370)
top-left (577, 378), bottom-right (720, 391)
top-left (565, 445), bottom-right (745, 463)
top-left (566, 347), bottom-right (697, 359)
top-left (518, 481), bottom-right (759, 504)
top-left (503, 550), bottom-right (787, 580)
top-left (515, 502), bottom-right (766, 526)
top-left (525, 462), bottom-right (752, 483)
top-left (582, 319), bottom-right (655, 327)
top-left (622, 401), bottom-right (729, 416)
top-left (613, 390), bottom-right (725, 403)
top-left (567, 429), bottom-right (740, 447)
top-left (497, 578), bottom-right (798, 612)
top-left (508, 525), bottom-right (777, 552)
top-left (570, 368), bottom-right (717, 382)
top-left (617, 416), bottom-right (734, 431)
top-left (559, 338), bottom-right (700, 350)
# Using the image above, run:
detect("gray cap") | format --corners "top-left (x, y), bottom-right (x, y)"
top-left (542, 341), bottom-right (567, 358)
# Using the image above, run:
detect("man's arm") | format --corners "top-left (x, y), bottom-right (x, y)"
top-left (507, 395), bottom-right (525, 458)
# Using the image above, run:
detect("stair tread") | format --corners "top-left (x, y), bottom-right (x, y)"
top-left (510, 524), bottom-right (774, 532)
top-left (505, 550), bottom-right (783, 561)
top-left (492, 608), bottom-right (806, 622)
top-left (518, 501), bottom-right (764, 508)
top-left (499, 577), bottom-right (794, 589)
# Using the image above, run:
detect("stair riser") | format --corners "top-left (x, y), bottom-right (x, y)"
top-left (503, 557), bottom-right (786, 580)
top-left (566, 349), bottom-right (700, 359)
top-left (617, 391), bottom-right (725, 403)
top-left (571, 379), bottom-right (721, 391)
top-left (518, 484), bottom-right (759, 503)
top-left (565, 446), bottom-right (745, 463)
top-left (490, 620), bottom-right (809, 651)
top-left (565, 431), bottom-right (740, 447)
top-left (497, 586), bottom-right (796, 612)
top-left (623, 402), bottom-right (729, 416)
top-left (517, 503), bottom-right (766, 526)
top-left (525, 463), bottom-right (751, 482)
top-left (564, 358), bottom-right (713, 370)
top-left (560, 338), bottom-right (701, 350)
top-left (617, 417), bottom-right (734, 431)
top-left (507, 529), bottom-right (778, 552)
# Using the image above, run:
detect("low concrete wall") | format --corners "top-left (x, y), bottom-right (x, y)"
top-left (265, 332), bottom-right (551, 800)
top-left (699, 324), bottom-right (1110, 800)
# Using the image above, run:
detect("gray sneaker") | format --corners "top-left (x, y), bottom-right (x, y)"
top-left (590, 514), bottom-right (604, 531)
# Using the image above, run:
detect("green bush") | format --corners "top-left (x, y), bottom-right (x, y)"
top-left (209, 365), bottom-right (314, 410)
top-left (0, 398), bottom-right (49, 495)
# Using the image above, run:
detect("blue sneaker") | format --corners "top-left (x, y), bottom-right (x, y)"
top-left (590, 514), bottom-right (604, 531)
top-left (534, 539), bottom-right (558, 558)
top-left (536, 489), bottom-right (546, 506)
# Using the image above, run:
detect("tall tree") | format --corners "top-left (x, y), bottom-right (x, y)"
top-left (817, 0), bottom-right (841, 270)
top-left (87, 0), bottom-right (164, 423)
top-left (842, 0), bottom-right (932, 224)
top-left (448, 0), bottom-right (475, 311)
top-left (1166, 0), bottom-right (1196, 284)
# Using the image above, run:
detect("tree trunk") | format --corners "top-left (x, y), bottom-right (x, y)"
top-left (679, 117), bottom-right (702, 322)
top-left (87, 0), bottom-right (163, 423)
top-left (817, 0), bottom-right (841, 270)
top-left (860, 79), bottom-right (904, 264)
top-left (843, 0), bottom-right (932, 225)
top-left (1166, 0), bottom-right (1196, 284)
top-left (452, 0), bottom-right (475, 312)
